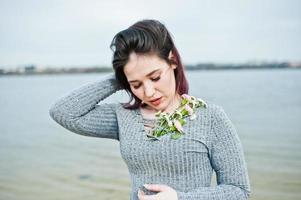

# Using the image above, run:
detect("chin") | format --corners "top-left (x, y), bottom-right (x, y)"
top-left (157, 103), bottom-right (168, 111)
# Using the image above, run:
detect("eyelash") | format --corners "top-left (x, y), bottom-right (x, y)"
top-left (152, 76), bottom-right (161, 81)
top-left (133, 76), bottom-right (161, 89)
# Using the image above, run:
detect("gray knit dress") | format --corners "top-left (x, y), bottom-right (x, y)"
top-left (49, 73), bottom-right (251, 200)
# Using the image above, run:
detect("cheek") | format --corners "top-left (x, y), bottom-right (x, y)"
top-left (160, 74), bottom-right (171, 84)
top-left (131, 87), bottom-right (143, 99)
top-left (161, 73), bottom-right (175, 90)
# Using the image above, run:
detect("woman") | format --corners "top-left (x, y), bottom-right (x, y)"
top-left (49, 19), bottom-right (251, 200)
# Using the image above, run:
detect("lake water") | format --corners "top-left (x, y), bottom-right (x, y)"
top-left (0, 69), bottom-right (300, 200)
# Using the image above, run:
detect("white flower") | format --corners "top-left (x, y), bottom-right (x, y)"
top-left (163, 115), bottom-right (173, 127)
top-left (182, 94), bottom-right (191, 101)
top-left (197, 98), bottom-right (208, 107)
top-left (174, 110), bottom-right (183, 118)
top-left (184, 104), bottom-right (194, 115)
top-left (173, 119), bottom-right (184, 133)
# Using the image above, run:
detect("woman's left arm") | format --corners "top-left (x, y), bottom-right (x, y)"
top-left (176, 105), bottom-right (251, 200)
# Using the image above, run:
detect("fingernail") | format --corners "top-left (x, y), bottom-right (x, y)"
top-left (143, 184), bottom-right (149, 188)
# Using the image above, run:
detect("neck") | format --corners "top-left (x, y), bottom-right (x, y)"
top-left (161, 93), bottom-right (182, 114)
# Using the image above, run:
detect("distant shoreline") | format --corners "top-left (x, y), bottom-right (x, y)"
top-left (1, 62), bottom-right (300, 76)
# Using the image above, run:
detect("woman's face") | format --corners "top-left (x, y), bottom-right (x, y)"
top-left (124, 52), bottom-right (180, 113)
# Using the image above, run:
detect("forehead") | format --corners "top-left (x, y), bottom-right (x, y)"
top-left (124, 52), bottom-right (168, 80)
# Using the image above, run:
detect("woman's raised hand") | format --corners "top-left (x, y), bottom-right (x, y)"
top-left (138, 184), bottom-right (178, 200)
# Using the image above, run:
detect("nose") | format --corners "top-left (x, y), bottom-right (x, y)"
top-left (144, 82), bottom-right (155, 98)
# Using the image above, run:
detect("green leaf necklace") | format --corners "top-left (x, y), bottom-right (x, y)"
top-left (146, 94), bottom-right (207, 140)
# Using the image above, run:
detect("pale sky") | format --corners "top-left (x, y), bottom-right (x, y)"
top-left (0, 0), bottom-right (300, 68)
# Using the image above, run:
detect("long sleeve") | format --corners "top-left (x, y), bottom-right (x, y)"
top-left (177, 105), bottom-right (251, 200)
top-left (49, 73), bottom-right (122, 140)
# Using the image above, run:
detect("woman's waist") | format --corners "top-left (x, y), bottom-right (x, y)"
top-left (129, 172), bottom-right (212, 191)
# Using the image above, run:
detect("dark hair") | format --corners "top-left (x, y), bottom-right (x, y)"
top-left (110, 19), bottom-right (189, 109)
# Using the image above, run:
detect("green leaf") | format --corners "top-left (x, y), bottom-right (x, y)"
top-left (171, 132), bottom-right (182, 139)
top-left (179, 118), bottom-right (186, 125)
top-left (170, 126), bottom-right (176, 131)
top-left (181, 99), bottom-right (187, 105)
top-left (182, 110), bottom-right (189, 116)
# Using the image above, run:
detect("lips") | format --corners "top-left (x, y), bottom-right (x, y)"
top-left (150, 97), bottom-right (162, 102)
top-left (149, 97), bottom-right (162, 106)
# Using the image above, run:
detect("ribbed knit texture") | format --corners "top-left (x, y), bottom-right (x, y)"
top-left (49, 73), bottom-right (251, 200)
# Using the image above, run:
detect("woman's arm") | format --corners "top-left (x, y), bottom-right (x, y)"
top-left (177, 105), bottom-right (251, 200)
top-left (49, 73), bottom-right (122, 140)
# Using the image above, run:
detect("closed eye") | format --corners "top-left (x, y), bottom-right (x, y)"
top-left (151, 76), bottom-right (160, 81)
top-left (133, 85), bottom-right (141, 89)
top-left (132, 76), bottom-right (160, 89)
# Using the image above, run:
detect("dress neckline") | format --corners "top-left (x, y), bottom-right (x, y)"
top-left (134, 108), bottom-right (159, 140)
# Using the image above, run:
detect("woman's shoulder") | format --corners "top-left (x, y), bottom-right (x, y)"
top-left (193, 97), bottom-right (224, 114)
top-left (193, 97), bottom-right (232, 125)
top-left (198, 99), bottom-right (234, 127)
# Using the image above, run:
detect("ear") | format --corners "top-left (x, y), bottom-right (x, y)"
top-left (168, 50), bottom-right (174, 60)
top-left (168, 50), bottom-right (177, 69)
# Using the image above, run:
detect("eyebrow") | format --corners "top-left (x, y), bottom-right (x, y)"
top-left (128, 69), bottom-right (161, 83)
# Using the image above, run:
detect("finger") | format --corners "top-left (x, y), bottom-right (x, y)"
top-left (138, 189), bottom-right (145, 200)
top-left (139, 194), bottom-right (158, 200)
top-left (144, 184), bottom-right (169, 192)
